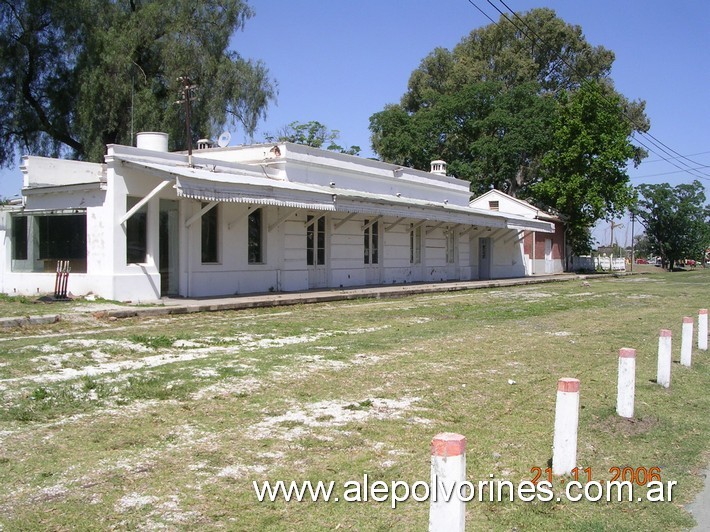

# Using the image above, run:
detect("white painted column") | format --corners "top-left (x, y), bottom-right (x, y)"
top-left (552, 378), bottom-right (580, 476)
top-left (617, 348), bottom-right (636, 418)
top-left (698, 309), bottom-right (708, 350)
top-left (681, 316), bottom-right (694, 367)
top-left (429, 432), bottom-right (466, 532)
top-left (657, 329), bottom-right (672, 388)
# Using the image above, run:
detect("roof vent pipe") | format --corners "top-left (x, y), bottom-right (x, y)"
top-left (136, 132), bottom-right (169, 152)
top-left (430, 160), bottom-right (447, 176)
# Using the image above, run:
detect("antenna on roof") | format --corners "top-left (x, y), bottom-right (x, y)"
top-left (217, 131), bottom-right (231, 148)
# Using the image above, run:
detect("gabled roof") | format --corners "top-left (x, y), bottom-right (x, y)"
top-left (470, 189), bottom-right (560, 222)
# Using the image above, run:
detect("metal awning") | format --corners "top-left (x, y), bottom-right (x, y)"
top-left (175, 175), bottom-right (337, 212)
top-left (115, 156), bottom-right (554, 233)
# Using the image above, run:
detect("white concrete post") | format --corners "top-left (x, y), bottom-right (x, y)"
top-left (429, 432), bottom-right (466, 532)
top-left (681, 316), bottom-right (694, 367)
top-left (617, 348), bottom-right (636, 418)
top-left (698, 309), bottom-right (708, 351)
top-left (657, 329), bottom-right (672, 388)
top-left (552, 378), bottom-right (580, 476)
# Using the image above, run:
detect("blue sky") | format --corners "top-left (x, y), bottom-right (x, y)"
top-left (3, 0), bottom-right (708, 246)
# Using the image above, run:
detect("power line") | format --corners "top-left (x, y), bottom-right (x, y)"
top-left (494, 0), bottom-right (710, 180)
top-left (631, 136), bottom-right (710, 182)
top-left (629, 164), bottom-right (710, 180)
top-left (643, 150), bottom-right (710, 164)
top-left (466, 0), bottom-right (496, 24)
top-left (475, 0), bottom-right (710, 181)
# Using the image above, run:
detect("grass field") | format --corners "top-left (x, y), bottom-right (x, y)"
top-left (0, 270), bottom-right (709, 530)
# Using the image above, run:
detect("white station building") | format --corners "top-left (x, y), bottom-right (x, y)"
top-left (0, 133), bottom-right (556, 301)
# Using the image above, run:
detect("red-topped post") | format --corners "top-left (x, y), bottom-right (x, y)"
top-left (552, 378), bottom-right (580, 475)
top-left (429, 433), bottom-right (466, 532)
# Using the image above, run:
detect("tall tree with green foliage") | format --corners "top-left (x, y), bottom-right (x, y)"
top-left (0, 0), bottom-right (276, 166)
top-left (631, 181), bottom-right (710, 271)
top-left (532, 82), bottom-right (638, 253)
top-left (369, 8), bottom-right (649, 254)
top-left (267, 121), bottom-right (360, 156)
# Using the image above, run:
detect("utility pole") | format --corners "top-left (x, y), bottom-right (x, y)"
top-left (608, 219), bottom-right (624, 272)
top-left (610, 220), bottom-right (624, 248)
top-left (630, 212), bottom-right (635, 273)
top-left (176, 76), bottom-right (197, 167)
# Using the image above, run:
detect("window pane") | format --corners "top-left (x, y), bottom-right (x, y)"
top-left (248, 208), bottom-right (262, 264)
top-left (306, 215), bottom-right (314, 266)
top-left (410, 228), bottom-right (421, 265)
top-left (12, 216), bottom-right (28, 260)
top-left (38, 214), bottom-right (87, 260)
top-left (317, 217), bottom-right (325, 265)
top-left (372, 222), bottom-right (378, 264)
top-left (363, 221), bottom-right (370, 264)
top-left (126, 197), bottom-right (147, 263)
top-left (201, 203), bottom-right (219, 263)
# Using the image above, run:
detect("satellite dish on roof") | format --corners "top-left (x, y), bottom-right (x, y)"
top-left (217, 131), bottom-right (231, 148)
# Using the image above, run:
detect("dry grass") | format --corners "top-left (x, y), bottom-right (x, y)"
top-left (0, 270), bottom-right (709, 530)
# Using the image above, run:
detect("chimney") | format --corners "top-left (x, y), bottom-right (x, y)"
top-left (430, 160), bottom-right (447, 176)
top-left (197, 138), bottom-right (213, 150)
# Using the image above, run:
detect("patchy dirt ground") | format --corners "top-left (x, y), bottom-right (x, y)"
top-left (1, 274), bottom-right (709, 530)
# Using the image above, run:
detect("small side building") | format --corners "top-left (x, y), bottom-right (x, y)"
top-left (469, 189), bottom-right (565, 275)
top-left (0, 135), bottom-right (554, 301)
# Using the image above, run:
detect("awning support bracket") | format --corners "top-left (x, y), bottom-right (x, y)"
top-left (460, 225), bottom-right (479, 237)
top-left (333, 212), bottom-right (357, 230)
top-left (227, 205), bottom-right (258, 230)
top-left (362, 215), bottom-right (382, 231)
top-left (506, 230), bottom-right (528, 244)
top-left (305, 213), bottom-right (326, 229)
top-left (185, 201), bottom-right (218, 228)
top-left (426, 221), bottom-right (445, 236)
top-left (410, 220), bottom-right (427, 233)
top-left (385, 217), bottom-right (407, 231)
top-left (268, 208), bottom-right (298, 232)
top-left (119, 179), bottom-right (172, 225)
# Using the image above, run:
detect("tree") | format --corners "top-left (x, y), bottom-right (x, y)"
top-left (371, 81), bottom-right (556, 197)
top-left (532, 82), bottom-right (638, 254)
top-left (0, 0), bottom-right (276, 166)
top-left (631, 181), bottom-right (710, 271)
top-left (369, 8), bottom-right (648, 254)
top-left (633, 233), bottom-right (653, 259)
top-left (267, 121), bottom-right (360, 156)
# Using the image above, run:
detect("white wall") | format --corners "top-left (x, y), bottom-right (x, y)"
top-left (2, 148), bottom-right (543, 300)
top-left (22, 157), bottom-right (104, 188)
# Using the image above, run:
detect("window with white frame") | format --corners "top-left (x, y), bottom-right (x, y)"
top-left (201, 203), bottom-right (219, 263)
top-left (11, 215), bottom-right (28, 261)
top-left (126, 197), bottom-right (147, 264)
top-left (364, 220), bottom-right (379, 264)
top-left (410, 225), bottom-right (421, 264)
top-left (446, 228), bottom-right (457, 264)
top-left (307, 215), bottom-right (326, 266)
top-left (248, 208), bottom-right (264, 264)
